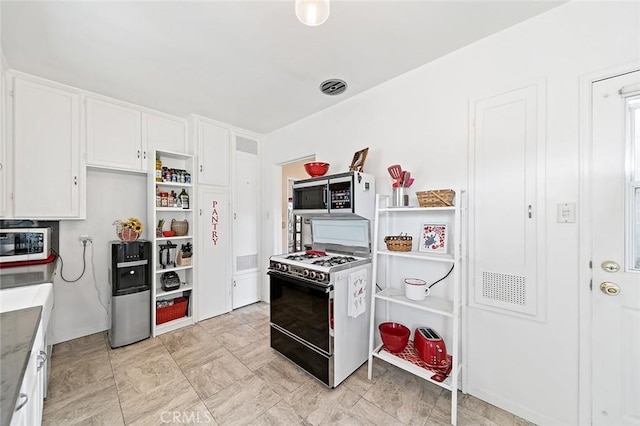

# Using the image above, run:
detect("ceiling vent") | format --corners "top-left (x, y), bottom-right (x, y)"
top-left (320, 79), bottom-right (347, 96)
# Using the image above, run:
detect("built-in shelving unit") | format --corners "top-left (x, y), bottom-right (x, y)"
top-left (367, 193), bottom-right (465, 425)
top-left (149, 150), bottom-right (196, 336)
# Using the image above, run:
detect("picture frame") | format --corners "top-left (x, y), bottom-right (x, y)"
top-left (419, 223), bottom-right (448, 253)
top-left (349, 147), bottom-right (369, 172)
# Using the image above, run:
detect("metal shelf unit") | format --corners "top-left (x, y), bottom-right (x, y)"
top-left (367, 192), bottom-right (466, 425)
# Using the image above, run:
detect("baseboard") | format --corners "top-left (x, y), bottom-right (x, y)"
top-left (53, 323), bottom-right (108, 345)
top-left (466, 384), bottom-right (569, 426)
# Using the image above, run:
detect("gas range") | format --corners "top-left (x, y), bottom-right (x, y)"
top-left (269, 251), bottom-right (371, 285)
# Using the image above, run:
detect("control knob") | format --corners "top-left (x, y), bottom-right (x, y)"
top-left (317, 272), bottom-right (326, 281)
top-left (309, 271), bottom-right (317, 279)
top-left (303, 269), bottom-right (310, 277)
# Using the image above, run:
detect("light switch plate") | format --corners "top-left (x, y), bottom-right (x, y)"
top-left (557, 202), bottom-right (576, 223)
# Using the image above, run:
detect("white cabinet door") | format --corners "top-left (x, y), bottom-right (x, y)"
top-left (0, 65), bottom-right (6, 217)
top-left (197, 186), bottom-right (231, 320)
top-left (232, 272), bottom-right (260, 309)
top-left (232, 133), bottom-right (261, 307)
top-left (13, 78), bottom-right (81, 218)
top-left (86, 97), bottom-right (145, 171)
top-left (198, 121), bottom-right (230, 186)
top-left (143, 113), bottom-right (186, 154)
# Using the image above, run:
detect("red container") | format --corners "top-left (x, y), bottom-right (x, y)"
top-left (304, 162), bottom-right (330, 177)
top-left (156, 297), bottom-right (188, 325)
top-left (379, 322), bottom-right (410, 353)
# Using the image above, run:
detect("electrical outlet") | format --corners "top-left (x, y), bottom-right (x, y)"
top-left (79, 235), bottom-right (92, 245)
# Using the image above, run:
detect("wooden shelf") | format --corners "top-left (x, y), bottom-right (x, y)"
top-left (374, 288), bottom-right (454, 317)
top-left (154, 315), bottom-right (193, 335)
top-left (155, 181), bottom-right (192, 188)
top-left (155, 282), bottom-right (193, 298)
top-left (372, 343), bottom-right (454, 390)
top-left (377, 250), bottom-right (454, 263)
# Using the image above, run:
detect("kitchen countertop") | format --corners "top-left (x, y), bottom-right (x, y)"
top-left (0, 260), bottom-right (57, 290)
top-left (0, 306), bottom-right (42, 426)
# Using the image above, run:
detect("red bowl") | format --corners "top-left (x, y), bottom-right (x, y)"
top-left (162, 230), bottom-right (175, 237)
top-left (379, 322), bottom-right (410, 353)
top-left (304, 162), bottom-right (330, 177)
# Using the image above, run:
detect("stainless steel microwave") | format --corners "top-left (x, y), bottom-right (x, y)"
top-left (292, 172), bottom-right (375, 221)
top-left (0, 228), bottom-right (51, 263)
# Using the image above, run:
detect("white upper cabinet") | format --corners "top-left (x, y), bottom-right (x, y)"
top-left (0, 66), bottom-right (7, 217)
top-left (197, 120), bottom-right (230, 186)
top-left (143, 113), bottom-right (186, 154)
top-left (86, 97), bottom-right (146, 171)
top-left (13, 77), bottom-right (82, 219)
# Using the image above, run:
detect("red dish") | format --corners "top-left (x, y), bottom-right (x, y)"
top-left (304, 162), bottom-right (330, 177)
top-left (379, 322), bottom-right (410, 353)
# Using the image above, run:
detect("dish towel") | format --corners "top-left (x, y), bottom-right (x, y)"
top-left (348, 269), bottom-right (368, 318)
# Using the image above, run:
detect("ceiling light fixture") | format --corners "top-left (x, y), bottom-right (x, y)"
top-left (295, 0), bottom-right (330, 26)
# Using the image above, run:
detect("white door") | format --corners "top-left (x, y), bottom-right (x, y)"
top-left (591, 70), bottom-right (640, 426)
top-left (197, 186), bottom-right (231, 320)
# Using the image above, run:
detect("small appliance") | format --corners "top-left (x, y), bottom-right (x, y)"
top-left (0, 228), bottom-right (51, 263)
top-left (161, 271), bottom-right (181, 291)
top-left (292, 171), bottom-right (375, 221)
top-left (414, 327), bottom-right (447, 367)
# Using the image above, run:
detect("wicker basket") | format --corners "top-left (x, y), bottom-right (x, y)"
top-left (171, 219), bottom-right (189, 236)
top-left (116, 227), bottom-right (140, 242)
top-left (416, 190), bottom-right (455, 207)
top-left (384, 235), bottom-right (413, 252)
top-left (156, 297), bottom-right (188, 325)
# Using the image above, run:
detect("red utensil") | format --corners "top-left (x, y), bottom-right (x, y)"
top-left (405, 178), bottom-right (414, 188)
top-left (387, 164), bottom-right (402, 181)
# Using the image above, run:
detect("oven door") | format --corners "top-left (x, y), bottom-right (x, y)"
top-left (292, 180), bottom-right (329, 215)
top-left (268, 271), bottom-right (332, 354)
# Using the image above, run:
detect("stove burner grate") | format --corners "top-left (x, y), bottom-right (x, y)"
top-left (286, 253), bottom-right (322, 261)
top-left (311, 256), bottom-right (358, 267)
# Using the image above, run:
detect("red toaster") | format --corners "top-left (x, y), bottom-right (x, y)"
top-left (414, 327), bottom-right (447, 367)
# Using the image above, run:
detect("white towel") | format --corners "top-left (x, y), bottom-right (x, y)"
top-left (348, 269), bottom-right (368, 318)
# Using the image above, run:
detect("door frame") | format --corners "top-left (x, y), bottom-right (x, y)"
top-left (578, 61), bottom-right (640, 425)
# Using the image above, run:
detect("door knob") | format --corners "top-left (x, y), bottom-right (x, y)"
top-left (600, 282), bottom-right (620, 296)
top-left (601, 260), bottom-right (620, 273)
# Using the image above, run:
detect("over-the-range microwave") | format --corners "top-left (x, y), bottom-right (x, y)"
top-left (0, 228), bottom-right (51, 263)
top-left (292, 171), bottom-right (375, 221)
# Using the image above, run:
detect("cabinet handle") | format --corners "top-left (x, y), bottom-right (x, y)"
top-left (15, 394), bottom-right (28, 411)
top-left (137, 150), bottom-right (141, 159)
top-left (143, 151), bottom-right (147, 159)
top-left (74, 176), bottom-right (78, 186)
top-left (37, 350), bottom-right (48, 371)
top-left (200, 165), bottom-right (203, 172)
top-left (0, 162), bottom-right (3, 171)
top-left (233, 280), bottom-right (236, 287)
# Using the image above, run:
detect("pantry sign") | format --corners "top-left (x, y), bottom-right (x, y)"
top-left (211, 200), bottom-right (220, 245)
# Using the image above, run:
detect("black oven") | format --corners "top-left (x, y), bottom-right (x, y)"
top-left (269, 270), bottom-right (335, 386)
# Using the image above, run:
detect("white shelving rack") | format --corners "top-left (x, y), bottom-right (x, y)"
top-left (367, 192), bottom-right (465, 425)
top-left (149, 150), bottom-right (196, 336)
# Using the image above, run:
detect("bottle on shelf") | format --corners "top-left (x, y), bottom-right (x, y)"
top-left (155, 156), bottom-right (162, 182)
top-left (180, 189), bottom-right (189, 209)
top-left (156, 185), bottom-right (161, 207)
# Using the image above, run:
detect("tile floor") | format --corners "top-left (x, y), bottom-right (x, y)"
top-left (43, 302), bottom-right (535, 425)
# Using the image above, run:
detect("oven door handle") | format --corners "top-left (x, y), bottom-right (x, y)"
top-left (267, 271), bottom-right (332, 293)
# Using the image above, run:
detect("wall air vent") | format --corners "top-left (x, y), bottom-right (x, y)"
top-left (320, 79), bottom-right (347, 96)
top-left (236, 136), bottom-right (258, 155)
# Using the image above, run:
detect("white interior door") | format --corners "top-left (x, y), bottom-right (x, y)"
top-left (591, 70), bottom-right (640, 426)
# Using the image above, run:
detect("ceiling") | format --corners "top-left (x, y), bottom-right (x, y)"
top-left (1, 1), bottom-right (564, 134)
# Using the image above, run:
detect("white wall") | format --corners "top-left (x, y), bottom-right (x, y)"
top-left (261, 2), bottom-right (640, 424)
top-left (53, 169), bottom-right (147, 343)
